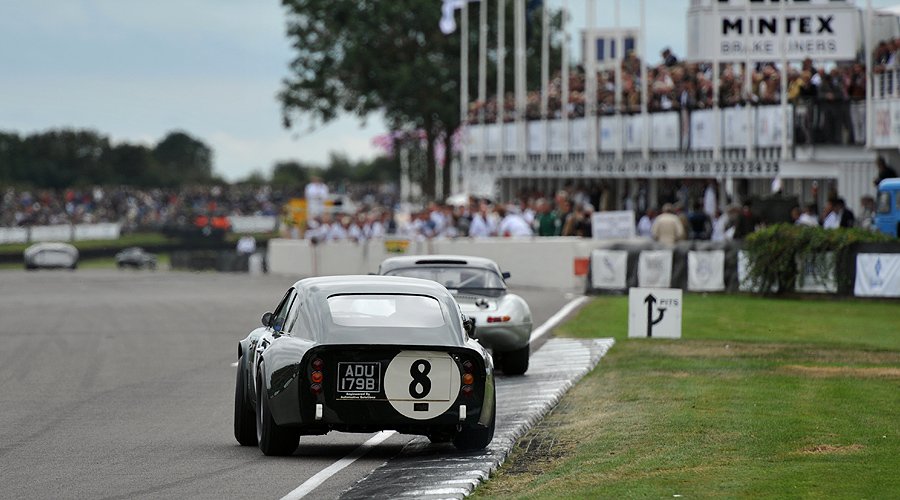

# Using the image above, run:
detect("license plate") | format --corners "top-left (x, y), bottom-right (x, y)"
top-left (337, 362), bottom-right (381, 395)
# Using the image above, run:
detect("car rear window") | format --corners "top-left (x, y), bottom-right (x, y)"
top-left (327, 294), bottom-right (445, 328)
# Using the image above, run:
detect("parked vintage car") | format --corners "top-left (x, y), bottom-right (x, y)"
top-left (234, 275), bottom-right (496, 456)
top-left (23, 242), bottom-right (79, 270)
top-left (115, 247), bottom-right (157, 270)
top-left (378, 255), bottom-right (533, 375)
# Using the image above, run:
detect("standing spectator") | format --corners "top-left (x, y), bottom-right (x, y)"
top-left (875, 156), bottom-right (898, 187)
top-left (661, 47), bottom-right (678, 67)
top-left (732, 202), bottom-right (759, 239)
top-left (858, 195), bottom-right (876, 230)
top-left (468, 203), bottom-right (491, 238)
top-left (836, 198), bottom-right (856, 228)
top-left (496, 205), bottom-right (533, 237)
top-left (710, 208), bottom-right (730, 242)
top-left (534, 199), bottom-right (561, 236)
top-left (687, 201), bottom-right (712, 240)
top-left (651, 204), bottom-right (685, 245)
top-left (236, 235), bottom-right (257, 255)
top-left (796, 203), bottom-right (820, 227)
top-left (636, 207), bottom-right (656, 239)
top-left (822, 199), bottom-right (840, 229)
top-left (304, 176), bottom-right (329, 223)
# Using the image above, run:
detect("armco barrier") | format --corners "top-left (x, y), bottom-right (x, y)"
top-left (268, 237), bottom-right (647, 289)
top-left (266, 237), bottom-right (900, 295)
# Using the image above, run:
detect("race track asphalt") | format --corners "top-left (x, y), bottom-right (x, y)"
top-left (0, 269), bottom-right (578, 499)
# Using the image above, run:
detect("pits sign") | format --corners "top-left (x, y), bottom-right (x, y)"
top-left (628, 287), bottom-right (682, 339)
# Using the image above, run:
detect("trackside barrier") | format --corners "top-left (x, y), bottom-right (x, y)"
top-left (267, 237), bottom-right (900, 296)
top-left (0, 223), bottom-right (121, 243)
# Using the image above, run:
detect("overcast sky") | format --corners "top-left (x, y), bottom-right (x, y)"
top-left (1, 1), bottom-right (896, 181)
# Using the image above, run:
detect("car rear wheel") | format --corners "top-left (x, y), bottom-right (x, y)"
top-left (500, 344), bottom-right (529, 375)
top-left (256, 365), bottom-right (300, 456)
top-left (233, 355), bottom-right (257, 446)
top-left (452, 397), bottom-right (495, 451)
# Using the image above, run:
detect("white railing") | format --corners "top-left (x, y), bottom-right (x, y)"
top-left (874, 67), bottom-right (900, 99)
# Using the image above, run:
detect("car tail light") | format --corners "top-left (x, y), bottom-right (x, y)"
top-left (460, 358), bottom-right (475, 397)
top-left (310, 358), bottom-right (324, 394)
top-left (486, 316), bottom-right (510, 323)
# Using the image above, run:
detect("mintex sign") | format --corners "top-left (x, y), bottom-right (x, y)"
top-left (687, 4), bottom-right (859, 61)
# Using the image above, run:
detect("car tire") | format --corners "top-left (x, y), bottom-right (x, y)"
top-left (500, 344), bottom-right (529, 375)
top-left (233, 355), bottom-right (257, 446)
top-left (256, 365), bottom-right (300, 456)
top-left (452, 396), bottom-right (495, 451)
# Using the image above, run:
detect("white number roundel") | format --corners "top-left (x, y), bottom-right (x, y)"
top-left (384, 351), bottom-right (460, 420)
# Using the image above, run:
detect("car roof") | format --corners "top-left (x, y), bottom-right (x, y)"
top-left (292, 275), bottom-right (466, 347)
top-left (24, 242), bottom-right (78, 256)
top-left (378, 254), bottom-right (501, 274)
top-left (879, 178), bottom-right (900, 190)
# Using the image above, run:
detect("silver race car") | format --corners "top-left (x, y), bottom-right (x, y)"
top-left (379, 255), bottom-right (532, 375)
top-left (23, 242), bottom-right (79, 270)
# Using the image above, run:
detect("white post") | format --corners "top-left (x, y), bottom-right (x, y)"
top-left (586, 0), bottom-right (597, 161)
top-left (640, 0), bottom-right (649, 161)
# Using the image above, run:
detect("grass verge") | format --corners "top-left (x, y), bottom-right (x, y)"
top-left (475, 294), bottom-right (900, 498)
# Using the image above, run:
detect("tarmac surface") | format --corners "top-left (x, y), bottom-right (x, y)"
top-left (0, 269), bottom-right (581, 499)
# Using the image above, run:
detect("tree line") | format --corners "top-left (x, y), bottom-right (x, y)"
top-left (0, 129), bottom-right (217, 188)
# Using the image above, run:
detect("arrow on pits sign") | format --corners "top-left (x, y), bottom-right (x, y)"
top-left (628, 287), bottom-right (682, 339)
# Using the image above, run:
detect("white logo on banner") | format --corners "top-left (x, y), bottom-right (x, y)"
top-left (628, 287), bottom-right (682, 339)
top-left (590, 250), bottom-right (628, 290)
top-left (854, 254), bottom-right (900, 298)
top-left (638, 250), bottom-right (673, 288)
top-left (688, 250), bottom-right (725, 292)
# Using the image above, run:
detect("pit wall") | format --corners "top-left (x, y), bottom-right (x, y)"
top-left (268, 237), bottom-right (900, 298)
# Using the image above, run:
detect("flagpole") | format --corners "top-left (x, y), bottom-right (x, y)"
top-left (712, 0), bottom-right (721, 163)
top-left (865, 0), bottom-right (873, 149)
top-left (541, 0), bottom-right (550, 162)
top-left (497, 0), bottom-right (505, 158)
top-left (586, 0), bottom-right (597, 162)
top-left (561, 0), bottom-right (570, 162)
top-left (515, 0), bottom-right (526, 163)
top-left (744, 0), bottom-right (753, 160)
top-left (640, 0), bottom-right (648, 161)
top-left (614, 0), bottom-right (623, 161)
top-left (478, 0), bottom-right (488, 166)
top-left (460, 1), bottom-right (469, 199)
top-left (780, 0), bottom-right (789, 159)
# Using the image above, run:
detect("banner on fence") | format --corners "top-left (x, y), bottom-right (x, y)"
top-left (854, 253), bottom-right (900, 298)
top-left (590, 249), bottom-right (628, 290)
top-left (638, 250), bottom-right (673, 288)
top-left (591, 211), bottom-right (636, 240)
top-left (795, 252), bottom-right (837, 293)
top-left (688, 250), bottom-right (725, 292)
top-left (229, 216), bottom-right (278, 234)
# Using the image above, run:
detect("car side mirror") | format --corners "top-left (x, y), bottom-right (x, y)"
top-left (261, 311), bottom-right (273, 327)
top-left (502, 271), bottom-right (511, 280)
top-left (462, 316), bottom-right (476, 338)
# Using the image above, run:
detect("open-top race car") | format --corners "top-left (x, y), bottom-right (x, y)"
top-left (378, 255), bottom-right (533, 375)
top-left (234, 275), bottom-right (496, 456)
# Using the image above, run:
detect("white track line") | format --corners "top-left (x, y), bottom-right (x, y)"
top-left (529, 296), bottom-right (590, 343)
top-left (280, 430), bottom-right (397, 500)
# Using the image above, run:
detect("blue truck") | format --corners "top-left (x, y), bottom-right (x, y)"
top-left (876, 178), bottom-right (900, 237)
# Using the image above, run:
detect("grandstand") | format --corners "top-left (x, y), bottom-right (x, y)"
top-left (459, 0), bottom-right (900, 218)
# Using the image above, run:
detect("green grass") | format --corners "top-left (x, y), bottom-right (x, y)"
top-left (476, 294), bottom-right (900, 499)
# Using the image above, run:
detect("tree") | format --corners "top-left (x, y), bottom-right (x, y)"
top-left (279, 1), bottom-right (562, 200)
top-left (153, 131), bottom-right (214, 185)
top-left (271, 160), bottom-right (314, 187)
